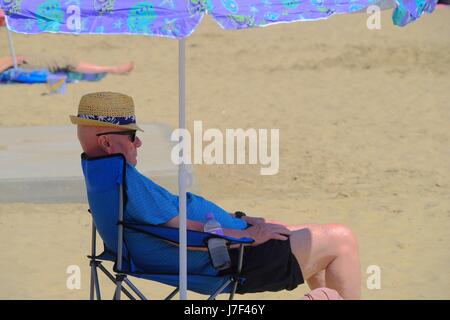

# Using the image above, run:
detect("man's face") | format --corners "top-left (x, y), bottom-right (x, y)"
top-left (96, 128), bottom-right (142, 165)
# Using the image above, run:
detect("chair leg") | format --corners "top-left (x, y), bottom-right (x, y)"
top-left (114, 275), bottom-right (125, 300)
top-left (165, 288), bottom-right (179, 300)
top-left (89, 259), bottom-right (102, 300)
top-left (90, 263), bottom-right (95, 300)
top-left (89, 219), bottom-right (98, 300)
top-left (123, 277), bottom-right (147, 300)
top-left (229, 244), bottom-right (245, 300)
top-left (229, 280), bottom-right (238, 301)
top-left (97, 264), bottom-right (136, 300)
top-left (92, 263), bottom-right (102, 300)
top-left (208, 279), bottom-right (232, 300)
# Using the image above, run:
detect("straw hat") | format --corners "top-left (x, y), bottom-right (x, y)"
top-left (70, 92), bottom-right (143, 131)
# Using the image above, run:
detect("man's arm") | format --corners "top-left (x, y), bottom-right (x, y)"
top-left (165, 216), bottom-right (252, 239)
top-left (165, 216), bottom-right (292, 247)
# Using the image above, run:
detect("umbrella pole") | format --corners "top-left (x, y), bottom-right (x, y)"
top-left (7, 29), bottom-right (18, 68)
top-left (178, 37), bottom-right (187, 300)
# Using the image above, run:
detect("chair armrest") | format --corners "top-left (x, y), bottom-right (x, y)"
top-left (122, 222), bottom-right (254, 247)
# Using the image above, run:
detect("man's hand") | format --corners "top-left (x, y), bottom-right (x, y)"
top-left (242, 215), bottom-right (266, 226)
top-left (245, 223), bottom-right (292, 246)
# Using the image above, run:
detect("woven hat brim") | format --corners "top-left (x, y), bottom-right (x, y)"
top-left (70, 115), bottom-right (144, 132)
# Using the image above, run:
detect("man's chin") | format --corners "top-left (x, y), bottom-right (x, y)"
top-left (126, 157), bottom-right (138, 166)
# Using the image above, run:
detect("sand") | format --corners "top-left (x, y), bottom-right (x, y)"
top-left (0, 9), bottom-right (449, 299)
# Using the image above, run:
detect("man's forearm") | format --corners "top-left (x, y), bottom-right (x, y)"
top-left (166, 216), bottom-right (248, 238)
top-left (186, 218), bottom-right (249, 239)
top-left (164, 216), bottom-right (249, 250)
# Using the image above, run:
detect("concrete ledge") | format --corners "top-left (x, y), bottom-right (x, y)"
top-left (0, 123), bottom-right (198, 203)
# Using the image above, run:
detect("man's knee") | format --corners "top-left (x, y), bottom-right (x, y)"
top-left (288, 224), bottom-right (358, 266)
top-left (328, 224), bottom-right (358, 252)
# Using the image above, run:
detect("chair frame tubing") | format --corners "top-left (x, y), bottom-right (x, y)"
top-left (89, 223), bottom-right (101, 300)
top-left (114, 184), bottom-right (125, 300)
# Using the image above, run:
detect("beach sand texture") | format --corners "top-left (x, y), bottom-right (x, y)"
top-left (0, 9), bottom-right (449, 299)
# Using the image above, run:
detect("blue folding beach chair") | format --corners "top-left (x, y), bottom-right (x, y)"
top-left (81, 153), bottom-right (254, 300)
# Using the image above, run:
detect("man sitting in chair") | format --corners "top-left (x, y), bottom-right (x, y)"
top-left (72, 91), bottom-right (361, 300)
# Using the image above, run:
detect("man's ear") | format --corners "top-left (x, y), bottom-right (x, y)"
top-left (97, 135), bottom-right (112, 153)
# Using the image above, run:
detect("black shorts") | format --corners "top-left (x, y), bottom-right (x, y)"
top-left (222, 238), bottom-right (304, 294)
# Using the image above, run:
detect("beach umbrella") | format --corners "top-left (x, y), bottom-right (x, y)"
top-left (0, 0), bottom-right (437, 300)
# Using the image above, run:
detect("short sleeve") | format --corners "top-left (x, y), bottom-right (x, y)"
top-left (125, 165), bottom-right (178, 225)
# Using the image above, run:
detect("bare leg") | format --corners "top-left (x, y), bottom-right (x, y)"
top-left (74, 61), bottom-right (134, 74)
top-left (275, 223), bottom-right (327, 290)
top-left (289, 224), bottom-right (361, 300)
top-left (307, 269), bottom-right (326, 289)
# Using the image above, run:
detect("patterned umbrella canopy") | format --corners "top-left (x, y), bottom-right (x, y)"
top-left (0, 0), bottom-right (438, 39)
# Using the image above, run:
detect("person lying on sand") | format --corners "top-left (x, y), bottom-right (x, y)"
top-left (0, 55), bottom-right (133, 75)
top-left (72, 92), bottom-right (362, 299)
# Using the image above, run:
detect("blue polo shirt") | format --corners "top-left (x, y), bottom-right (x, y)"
top-left (124, 163), bottom-right (247, 275)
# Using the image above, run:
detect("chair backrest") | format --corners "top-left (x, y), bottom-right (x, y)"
top-left (81, 153), bottom-right (130, 261)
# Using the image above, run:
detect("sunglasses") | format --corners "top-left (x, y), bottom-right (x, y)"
top-left (96, 130), bottom-right (137, 143)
